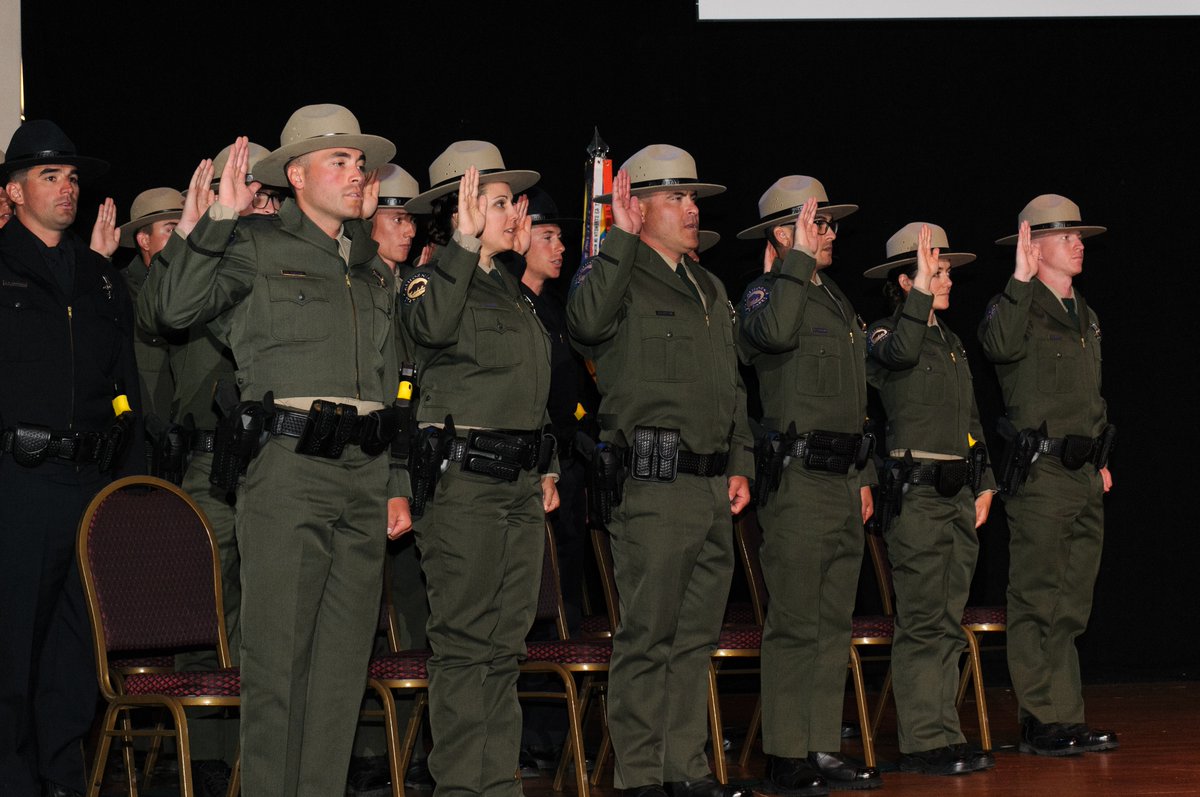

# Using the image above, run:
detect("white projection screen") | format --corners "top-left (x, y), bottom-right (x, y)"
top-left (1, 0), bottom-right (20, 146)
top-left (698, 0), bottom-right (1200, 18)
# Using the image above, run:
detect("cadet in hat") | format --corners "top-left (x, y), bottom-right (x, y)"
top-left (144, 104), bottom-right (410, 797)
top-left (737, 176), bottom-right (880, 793)
top-left (979, 195), bottom-right (1117, 757)
top-left (863, 223), bottom-right (995, 776)
top-left (371, 163), bottom-right (421, 275)
top-left (1, 119), bottom-right (142, 797)
top-left (399, 141), bottom-right (559, 797)
top-left (567, 145), bottom-right (753, 797)
top-left (119, 187), bottom-right (184, 466)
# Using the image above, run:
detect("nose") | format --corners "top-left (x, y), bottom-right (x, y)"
top-left (552, 237), bottom-right (565, 255)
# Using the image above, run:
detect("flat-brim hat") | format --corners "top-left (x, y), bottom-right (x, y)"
top-left (995, 194), bottom-right (1106, 245)
top-left (697, 230), bottom-right (720, 253)
top-left (375, 163), bottom-right (421, 210)
top-left (737, 175), bottom-right (857, 240)
top-left (863, 222), bottom-right (976, 279)
top-left (1, 119), bottom-right (109, 184)
top-left (253, 104), bottom-right (395, 188)
top-left (118, 187), bottom-right (184, 249)
top-left (594, 144), bottom-right (724, 203)
top-left (406, 140), bottom-right (539, 214)
top-left (526, 186), bottom-right (581, 228)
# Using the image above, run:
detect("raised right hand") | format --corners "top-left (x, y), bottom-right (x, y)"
top-left (217, 136), bottom-right (255, 215)
top-left (456, 167), bottom-right (485, 238)
top-left (912, 223), bottom-right (938, 293)
top-left (178, 159), bottom-right (215, 237)
top-left (1014, 220), bottom-right (1041, 282)
top-left (790, 197), bottom-right (822, 256)
top-left (610, 169), bottom-right (642, 235)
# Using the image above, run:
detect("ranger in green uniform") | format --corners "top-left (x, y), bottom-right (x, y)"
top-left (736, 177), bottom-right (878, 794)
top-left (118, 187), bottom-right (182, 471)
top-left (863, 223), bottom-right (995, 776)
top-left (400, 142), bottom-right (558, 797)
top-left (979, 195), bottom-right (1116, 757)
top-left (567, 147), bottom-right (753, 797)
top-left (144, 107), bottom-right (412, 797)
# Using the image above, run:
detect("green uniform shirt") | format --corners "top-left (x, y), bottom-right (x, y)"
top-left (866, 288), bottom-right (996, 493)
top-left (566, 227), bottom-right (753, 476)
top-left (122, 254), bottom-right (174, 422)
top-left (978, 276), bottom-right (1106, 438)
top-left (399, 233), bottom-right (552, 431)
top-left (738, 249), bottom-right (874, 484)
top-left (144, 199), bottom-right (407, 496)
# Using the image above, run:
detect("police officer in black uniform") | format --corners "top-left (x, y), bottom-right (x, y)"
top-left (0, 119), bottom-right (143, 797)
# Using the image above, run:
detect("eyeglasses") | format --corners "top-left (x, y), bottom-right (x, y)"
top-left (251, 191), bottom-right (283, 210)
top-left (813, 218), bottom-right (838, 235)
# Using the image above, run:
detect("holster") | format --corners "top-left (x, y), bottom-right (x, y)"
top-left (630, 425), bottom-right (680, 482)
top-left (359, 406), bottom-right (399, 457)
top-left (210, 397), bottom-right (272, 492)
top-left (875, 452), bottom-right (913, 536)
top-left (969, 441), bottom-right (989, 495)
top-left (96, 412), bottom-right (135, 475)
top-left (995, 417), bottom-right (1044, 497)
top-left (408, 427), bottom-right (444, 519)
top-left (587, 442), bottom-right (627, 526)
top-left (753, 427), bottom-right (792, 508)
top-left (1093, 424), bottom-right (1116, 470)
top-left (153, 417), bottom-right (194, 485)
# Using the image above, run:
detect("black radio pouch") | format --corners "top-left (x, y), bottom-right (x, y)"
top-left (1059, 434), bottom-right (1095, 471)
top-left (11, 424), bottom-right (52, 467)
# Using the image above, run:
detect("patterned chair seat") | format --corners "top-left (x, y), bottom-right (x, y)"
top-left (723, 603), bottom-right (757, 626)
top-left (962, 605), bottom-right (1007, 628)
top-left (851, 615), bottom-right (895, 640)
top-left (110, 654), bottom-right (175, 671)
top-left (579, 614), bottom-right (612, 636)
top-left (122, 667), bottom-right (240, 698)
top-left (368, 650), bottom-right (432, 681)
top-left (716, 625), bottom-right (762, 652)
top-left (525, 638), bottom-right (613, 666)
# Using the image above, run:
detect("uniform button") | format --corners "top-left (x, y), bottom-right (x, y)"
top-left (1056, 353), bottom-right (1063, 359)
top-left (666, 331), bottom-right (673, 338)
top-left (297, 292), bottom-right (305, 302)
top-left (13, 301), bottom-right (21, 308)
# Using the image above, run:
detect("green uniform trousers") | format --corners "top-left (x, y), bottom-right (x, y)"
top-left (238, 435), bottom-right (387, 797)
top-left (1005, 458), bottom-right (1104, 725)
top-left (416, 465), bottom-right (544, 797)
top-left (607, 475), bottom-right (734, 789)
top-left (759, 462), bottom-right (863, 757)
top-left (175, 452), bottom-right (241, 763)
top-left (884, 485), bottom-right (978, 752)
top-left (353, 534), bottom-right (430, 759)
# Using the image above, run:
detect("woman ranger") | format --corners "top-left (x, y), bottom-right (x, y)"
top-left (863, 223), bottom-right (996, 776)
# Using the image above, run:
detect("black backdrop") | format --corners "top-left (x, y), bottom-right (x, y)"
top-left (22, 2), bottom-right (1198, 680)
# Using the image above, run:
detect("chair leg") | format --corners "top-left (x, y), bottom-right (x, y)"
top-left (142, 719), bottom-right (165, 786)
top-left (368, 680), bottom-right (406, 797)
top-left (590, 687), bottom-right (610, 787)
top-left (226, 750), bottom-right (241, 797)
top-left (168, 701), bottom-right (194, 797)
top-left (118, 711), bottom-right (139, 797)
top-left (848, 648), bottom-right (875, 769)
top-left (706, 661), bottom-right (727, 785)
top-left (552, 672), bottom-right (589, 797)
top-left (870, 666), bottom-right (893, 739)
top-left (737, 697), bottom-right (761, 770)
top-left (962, 628), bottom-right (992, 751)
top-left (399, 691), bottom-right (429, 793)
top-left (86, 703), bottom-right (121, 797)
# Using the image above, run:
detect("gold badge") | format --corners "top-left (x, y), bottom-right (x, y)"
top-left (403, 274), bottom-right (429, 302)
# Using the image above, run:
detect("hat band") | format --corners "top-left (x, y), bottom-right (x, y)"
top-left (884, 250), bottom-right (919, 263)
top-left (758, 201), bottom-right (834, 226)
top-left (629, 177), bottom-right (702, 190)
top-left (6, 148), bottom-right (81, 164)
top-left (430, 167), bottom-right (508, 191)
top-left (133, 207), bottom-right (183, 223)
top-left (1029, 220), bottom-right (1087, 232)
top-left (378, 197), bottom-right (413, 207)
top-left (529, 214), bottom-right (564, 224)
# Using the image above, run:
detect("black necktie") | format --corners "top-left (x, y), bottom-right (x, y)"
top-left (45, 245), bottom-right (74, 296)
top-left (1062, 297), bottom-right (1079, 323)
top-left (676, 266), bottom-right (701, 305)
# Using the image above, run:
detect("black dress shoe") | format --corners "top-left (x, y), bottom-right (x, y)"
top-left (667, 775), bottom-right (751, 797)
top-left (763, 756), bottom-right (828, 796)
top-left (1019, 717), bottom-right (1082, 757)
top-left (625, 785), bottom-right (669, 797)
top-left (897, 746), bottom-right (972, 776)
top-left (42, 782), bottom-right (84, 797)
top-left (950, 742), bottom-right (996, 772)
top-left (1063, 724), bottom-right (1119, 752)
top-left (404, 758), bottom-right (437, 790)
top-left (807, 752), bottom-right (881, 791)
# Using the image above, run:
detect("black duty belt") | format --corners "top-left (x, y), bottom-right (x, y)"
top-left (191, 429), bottom-right (218, 453)
top-left (623, 426), bottom-right (729, 481)
top-left (443, 428), bottom-right (541, 466)
top-left (1, 426), bottom-right (105, 465)
top-left (621, 446), bottom-right (728, 478)
top-left (905, 459), bottom-right (968, 486)
top-left (269, 408), bottom-right (319, 439)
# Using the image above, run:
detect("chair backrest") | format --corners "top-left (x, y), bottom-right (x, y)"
top-left (589, 527), bottom-right (621, 633)
top-left (77, 476), bottom-right (231, 695)
top-left (864, 527), bottom-right (896, 617)
top-left (535, 522), bottom-right (571, 641)
top-left (733, 515), bottom-right (768, 626)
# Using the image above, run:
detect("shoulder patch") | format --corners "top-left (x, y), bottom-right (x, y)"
top-left (742, 284), bottom-right (770, 314)
top-left (569, 259), bottom-right (595, 296)
top-left (402, 272), bottom-right (429, 304)
top-left (985, 301), bottom-right (1000, 322)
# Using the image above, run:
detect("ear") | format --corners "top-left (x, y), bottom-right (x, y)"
top-left (5, 181), bottom-right (23, 206)
top-left (136, 228), bottom-right (152, 254)
top-left (286, 162), bottom-right (305, 190)
top-left (898, 272), bottom-right (914, 292)
top-left (771, 224), bottom-right (792, 248)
